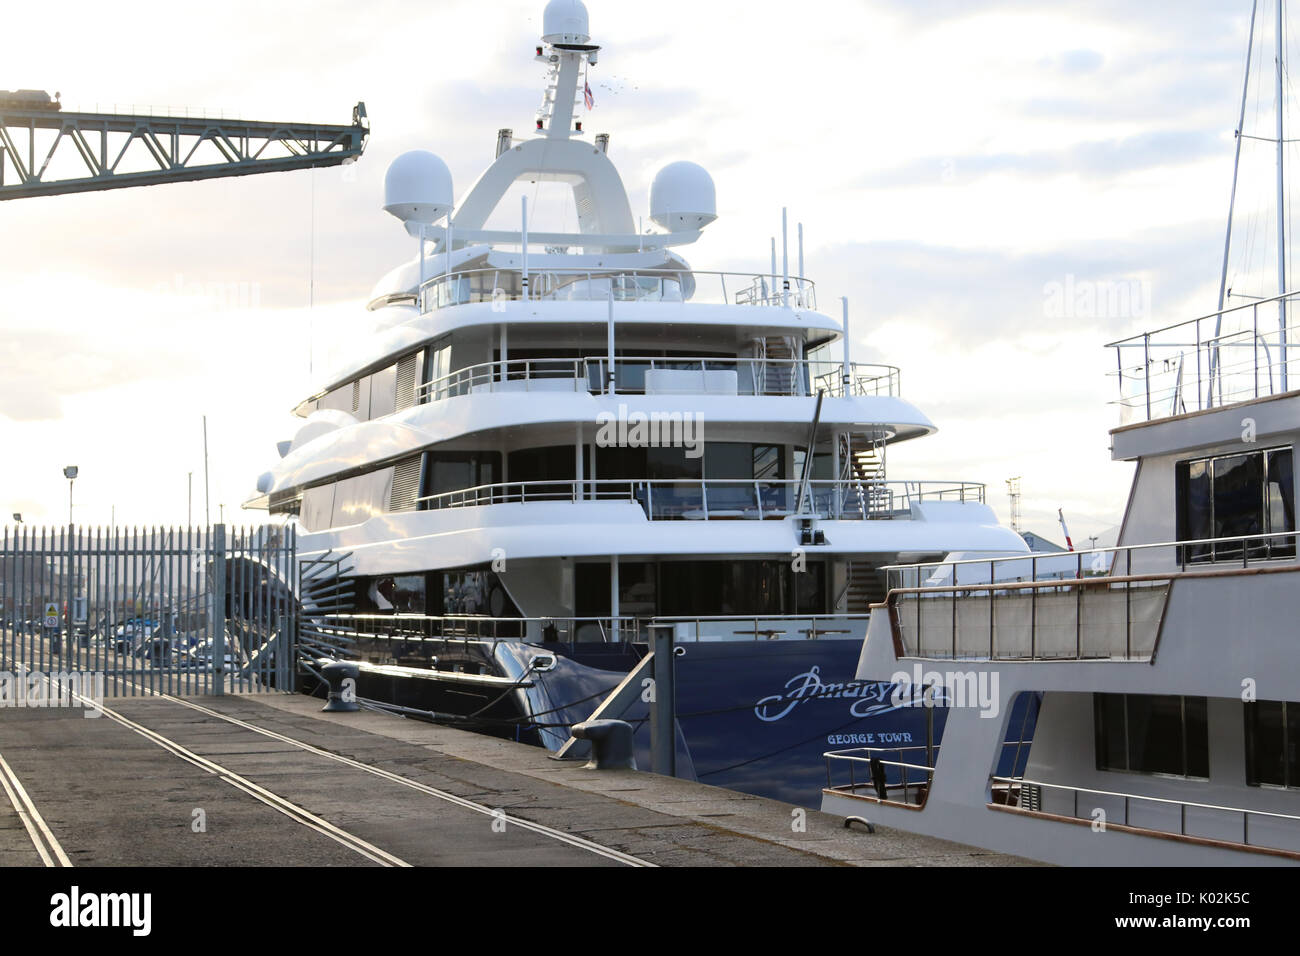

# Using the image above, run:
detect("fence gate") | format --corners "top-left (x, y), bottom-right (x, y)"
top-left (0, 523), bottom-right (297, 698)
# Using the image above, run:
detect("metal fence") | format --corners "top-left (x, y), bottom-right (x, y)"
top-left (0, 523), bottom-right (297, 698)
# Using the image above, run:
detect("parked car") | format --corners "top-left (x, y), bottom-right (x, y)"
top-left (112, 619), bottom-right (157, 654)
top-left (177, 637), bottom-right (240, 672)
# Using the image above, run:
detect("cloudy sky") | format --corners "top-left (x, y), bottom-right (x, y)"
top-left (0, 0), bottom-right (1289, 544)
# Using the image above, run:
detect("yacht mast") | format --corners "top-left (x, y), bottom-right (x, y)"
top-left (1278, 0), bottom-right (1291, 388)
top-left (1211, 0), bottom-right (1258, 406)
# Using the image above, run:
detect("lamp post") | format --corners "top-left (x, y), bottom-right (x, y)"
top-left (63, 466), bottom-right (78, 527)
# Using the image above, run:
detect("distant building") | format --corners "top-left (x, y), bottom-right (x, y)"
top-left (1020, 531), bottom-right (1067, 553)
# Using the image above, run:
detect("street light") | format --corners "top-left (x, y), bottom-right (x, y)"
top-left (63, 465), bottom-right (78, 527)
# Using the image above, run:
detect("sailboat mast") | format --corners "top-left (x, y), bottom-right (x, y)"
top-left (1212, 0), bottom-right (1259, 407)
top-left (1278, 0), bottom-right (1289, 390)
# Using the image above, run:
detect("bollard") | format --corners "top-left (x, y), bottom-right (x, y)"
top-left (571, 719), bottom-right (636, 770)
top-left (320, 660), bottom-right (360, 712)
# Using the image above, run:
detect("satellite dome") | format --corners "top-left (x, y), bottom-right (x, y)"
top-left (383, 150), bottom-right (453, 225)
top-left (650, 161), bottom-right (717, 231)
top-left (543, 0), bottom-right (590, 44)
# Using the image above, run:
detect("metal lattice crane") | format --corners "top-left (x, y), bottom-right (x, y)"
top-left (0, 90), bottom-right (367, 200)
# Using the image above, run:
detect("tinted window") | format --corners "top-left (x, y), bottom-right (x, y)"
top-left (1246, 700), bottom-right (1300, 788)
top-left (1094, 694), bottom-right (1208, 778)
top-left (1177, 447), bottom-right (1295, 562)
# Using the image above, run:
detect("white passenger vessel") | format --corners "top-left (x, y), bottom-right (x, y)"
top-left (822, 2), bottom-right (1300, 860)
top-left (247, 0), bottom-right (1028, 805)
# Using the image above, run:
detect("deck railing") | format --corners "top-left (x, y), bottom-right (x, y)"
top-left (302, 613), bottom-right (640, 649)
top-left (881, 531), bottom-right (1298, 662)
top-left (304, 612), bottom-right (870, 650)
top-left (413, 478), bottom-right (984, 520)
top-left (418, 267), bottom-right (817, 312)
top-left (415, 355), bottom-right (899, 402)
top-left (824, 744), bottom-right (941, 806)
top-left (990, 775), bottom-right (1300, 856)
top-left (1106, 288), bottom-right (1300, 425)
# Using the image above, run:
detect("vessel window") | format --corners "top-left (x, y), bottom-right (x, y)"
top-left (1245, 700), bottom-right (1300, 789)
top-left (425, 452), bottom-right (500, 499)
top-left (575, 561), bottom-right (656, 617)
top-left (369, 363), bottom-right (398, 419)
top-left (793, 447), bottom-right (835, 481)
top-left (332, 468), bottom-right (395, 526)
top-left (427, 341), bottom-right (452, 391)
top-left (442, 570), bottom-right (517, 617)
top-left (1176, 446), bottom-right (1295, 563)
top-left (577, 554), bottom-right (834, 617)
top-left (654, 560), bottom-right (824, 616)
top-left (318, 383), bottom-right (355, 415)
top-left (1093, 693), bottom-right (1209, 779)
top-left (357, 574), bottom-right (427, 614)
top-left (753, 444), bottom-right (783, 481)
top-left (300, 484), bottom-right (336, 533)
top-left (507, 446), bottom-right (577, 484)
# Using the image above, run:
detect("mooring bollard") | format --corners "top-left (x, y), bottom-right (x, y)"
top-left (571, 719), bottom-right (636, 770)
top-left (319, 660), bottom-right (360, 712)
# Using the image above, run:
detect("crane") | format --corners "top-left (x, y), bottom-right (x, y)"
top-left (0, 91), bottom-right (367, 199)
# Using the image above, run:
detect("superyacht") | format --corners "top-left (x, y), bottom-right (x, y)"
top-left (247, 0), bottom-right (1031, 805)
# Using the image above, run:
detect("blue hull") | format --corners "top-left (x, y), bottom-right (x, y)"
top-left (342, 635), bottom-right (1038, 809)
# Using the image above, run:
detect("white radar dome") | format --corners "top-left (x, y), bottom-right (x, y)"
top-left (543, 0), bottom-right (590, 44)
top-left (383, 150), bottom-right (453, 225)
top-left (650, 161), bottom-right (717, 231)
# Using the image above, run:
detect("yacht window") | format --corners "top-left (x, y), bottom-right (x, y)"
top-left (1245, 700), bottom-right (1300, 789)
top-left (318, 383), bottom-right (355, 415)
top-left (793, 447), bottom-right (835, 481)
top-left (646, 446), bottom-right (703, 480)
top-left (442, 570), bottom-right (517, 617)
top-left (706, 442), bottom-right (755, 479)
top-left (424, 452), bottom-right (500, 501)
top-left (1093, 693), bottom-right (1209, 779)
top-left (753, 444), bottom-right (783, 481)
top-left (426, 341), bottom-right (452, 398)
top-left (508, 446), bottom-right (576, 482)
top-left (332, 468), bottom-right (394, 526)
top-left (369, 363), bottom-right (398, 419)
top-left (300, 483), bottom-right (336, 533)
top-left (358, 574), bottom-right (427, 614)
top-left (1176, 446), bottom-right (1295, 563)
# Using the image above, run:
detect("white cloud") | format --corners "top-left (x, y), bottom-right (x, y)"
top-left (0, 0), bottom-right (1266, 547)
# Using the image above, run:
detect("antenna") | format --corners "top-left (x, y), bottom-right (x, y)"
top-left (1005, 477), bottom-right (1022, 534)
top-left (1276, 0), bottom-right (1288, 390)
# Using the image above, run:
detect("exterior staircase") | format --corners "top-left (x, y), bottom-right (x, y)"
top-left (845, 561), bottom-right (887, 612)
top-left (839, 434), bottom-right (890, 517)
top-left (758, 336), bottom-right (799, 395)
